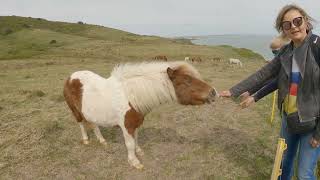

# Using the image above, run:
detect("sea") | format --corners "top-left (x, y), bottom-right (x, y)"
top-left (191, 34), bottom-right (276, 60)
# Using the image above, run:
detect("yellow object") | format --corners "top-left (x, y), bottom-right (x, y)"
top-left (270, 90), bottom-right (277, 124)
top-left (271, 138), bottom-right (287, 180)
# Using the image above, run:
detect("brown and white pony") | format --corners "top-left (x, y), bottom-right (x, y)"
top-left (63, 61), bottom-right (217, 169)
top-left (191, 56), bottom-right (202, 63)
top-left (153, 55), bottom-right (168, 61)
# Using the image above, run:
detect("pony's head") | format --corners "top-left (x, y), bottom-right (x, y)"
top-left (111, 61), bottom-right (217, 114)
top-left (167, 66), bottom-right (217, 105)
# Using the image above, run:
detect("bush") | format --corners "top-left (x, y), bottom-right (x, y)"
top-left (77, 21), bottom-right (84, 25)
top-left (22, 24), bottom-right (31, 28)
top-left (49, 40), bottom-right (57, 44)
top-left (3, 28), bottom-right (13, 35)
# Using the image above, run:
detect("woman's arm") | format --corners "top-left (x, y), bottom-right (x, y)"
top-left (311, 34), bottom-right (320, 144)
top-left (229, 56), bottom-right (281, 97)
top-left (239, 78), bottom-right (278, 108)
top-left (246, 77), bottom-right (275, 95)
top-left (253, 78), bottom-right (278, 102)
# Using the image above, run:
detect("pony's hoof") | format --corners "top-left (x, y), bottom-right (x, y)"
top-left (128, 159), bottom-right (144, 170)
top-left (100, 140), bottom-right (107, 146)
top-left (134, 163), bottom-right (144, 170)
top-left (82, 139), bottom-right (89, 145)
top-left (136, 149), bottom-right (144, 156)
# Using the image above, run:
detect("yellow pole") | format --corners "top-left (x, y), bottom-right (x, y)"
top-left (270, 90), bottom-right (277, 124)
top-left (271, 138), bottom-right (287, 180)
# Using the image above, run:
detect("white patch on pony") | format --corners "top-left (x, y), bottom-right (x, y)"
top-left (111, 61), bottom-right (201, 114)
top-left (71, 71), bottom-right (130, 127)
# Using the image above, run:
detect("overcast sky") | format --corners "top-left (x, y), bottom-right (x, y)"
top-left (1, 0), bottom-right (320, 37)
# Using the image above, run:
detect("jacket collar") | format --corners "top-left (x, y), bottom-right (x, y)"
top-left (280, 32), bottom-right (312, 78)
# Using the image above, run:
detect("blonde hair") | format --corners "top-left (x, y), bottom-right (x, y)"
top-left (275, 4), bottom-right (315, 33)
top-left (270, 35), bottom-right (290, 50)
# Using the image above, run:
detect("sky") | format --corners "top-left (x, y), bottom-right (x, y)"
top-left (1, 0), bottom-right (320, 37)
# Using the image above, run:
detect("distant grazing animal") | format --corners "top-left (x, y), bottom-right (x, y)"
top-left (154, 55), bottom-right (168, 61)
top-left (229, 58), bottom-right (243, 67)
top-left (191, 56), bottom-right (202, 63)
top-left (212, 57), bottom-right (222, 62)
top-left (184, 57), bottom-right (190, 61)
top-left (63, 61), bottom-right (218, 169)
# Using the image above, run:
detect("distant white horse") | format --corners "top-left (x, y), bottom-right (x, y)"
top-left (63, 61), bottom-right (217, 169)
top-left (184, 56), bottom-right (190, 61)
top-left (229, 58), bottom-right (243, 67)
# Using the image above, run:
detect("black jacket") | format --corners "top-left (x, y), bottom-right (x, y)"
top-left (230, 32), bottom-right (320, 139)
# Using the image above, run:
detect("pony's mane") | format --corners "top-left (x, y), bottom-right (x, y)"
top-left (111, 61), bottom-right (201, 114)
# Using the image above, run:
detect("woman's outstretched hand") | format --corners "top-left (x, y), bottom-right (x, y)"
top-left (240, 96), bottom-right (255, 109)
top-left (220, 90), bottom-right (232, 97)
top-left (239, 91), bottom-right (250, 101)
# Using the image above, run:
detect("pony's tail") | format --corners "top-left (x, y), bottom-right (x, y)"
top-left (63, 77), bottom-right (86, 123)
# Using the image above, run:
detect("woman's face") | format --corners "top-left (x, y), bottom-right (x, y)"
top-left (282, 9), bottom-right (308, 45)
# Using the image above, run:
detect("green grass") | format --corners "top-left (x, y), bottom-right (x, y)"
top-left (0, 29), bottom-right (90, 59)
top-left (0, 16), bottom-right (264, 61)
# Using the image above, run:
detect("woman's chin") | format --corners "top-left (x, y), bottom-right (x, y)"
top-left (290, 35), bottom-right (304, 44)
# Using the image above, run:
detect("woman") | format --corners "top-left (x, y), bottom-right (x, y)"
top-left (220, 4), bottom-right (320, 180)
top-left (238, 35), bottom-right (289, 108)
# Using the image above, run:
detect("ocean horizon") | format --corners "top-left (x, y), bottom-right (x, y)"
top-left (190, 34), bottom-right (277, 60)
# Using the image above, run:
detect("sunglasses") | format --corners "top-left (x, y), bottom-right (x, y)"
top-left (281, 17), bottom-right (303, 31)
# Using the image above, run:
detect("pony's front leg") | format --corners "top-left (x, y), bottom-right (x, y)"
top-left (121, 127), bottom-right (144, 169)
top-left (79, 122), bottom-right (89, 145)
top-left (93, 124), bottom-right (107, 145)
top-left (135, 129), bottom-right (144, 156)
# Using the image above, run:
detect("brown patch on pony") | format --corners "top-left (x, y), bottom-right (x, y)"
top-left (174, 64), bottom-right (199, 78)
top-left (63, 77), bottom-right (85, 122)
top-left (124, 103), bottom-right (144, 136)
top-left (167, 66), bottom-right (215, 105)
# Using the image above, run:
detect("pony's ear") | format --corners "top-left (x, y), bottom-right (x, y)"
top-left (167, 67), bottom-right (175, 80)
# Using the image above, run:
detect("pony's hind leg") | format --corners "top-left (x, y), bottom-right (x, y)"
top-left (135, 129), bottom-right (144, 156)
top-left (121, 126), bottom-right (143, 169)
top-left (79, 122), bottom-right (89, 145)
top-left (93, 125), bottom-right (107, 145)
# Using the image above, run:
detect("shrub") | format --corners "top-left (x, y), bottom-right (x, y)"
top-left (49, 40), bottom-right (57, 44)
top-left (3, 28), bottom-right (13, 35)
top-left (22, 24), bottom-right (31, 28)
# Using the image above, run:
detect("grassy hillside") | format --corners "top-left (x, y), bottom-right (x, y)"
top-left (0, 16), bottom-right (287, 180)
top-left (0, 16), bottom-right (264, 61)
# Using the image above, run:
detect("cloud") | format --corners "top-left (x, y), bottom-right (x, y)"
top-left (1, 0), bottom-right (319, 36)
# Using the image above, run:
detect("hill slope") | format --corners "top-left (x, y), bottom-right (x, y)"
top-left (0, 16), bottom-right (264, 61)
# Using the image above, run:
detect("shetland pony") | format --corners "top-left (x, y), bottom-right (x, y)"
top-left (229, 58), bottom-right (243, 67)
top-left (63, 61), bottom-right (217, 169)
top-left (191, 56), bottom-right (202, 63)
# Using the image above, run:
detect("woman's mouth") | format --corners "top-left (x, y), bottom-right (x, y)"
top-left (291, 31), bottom-right (300, 35)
